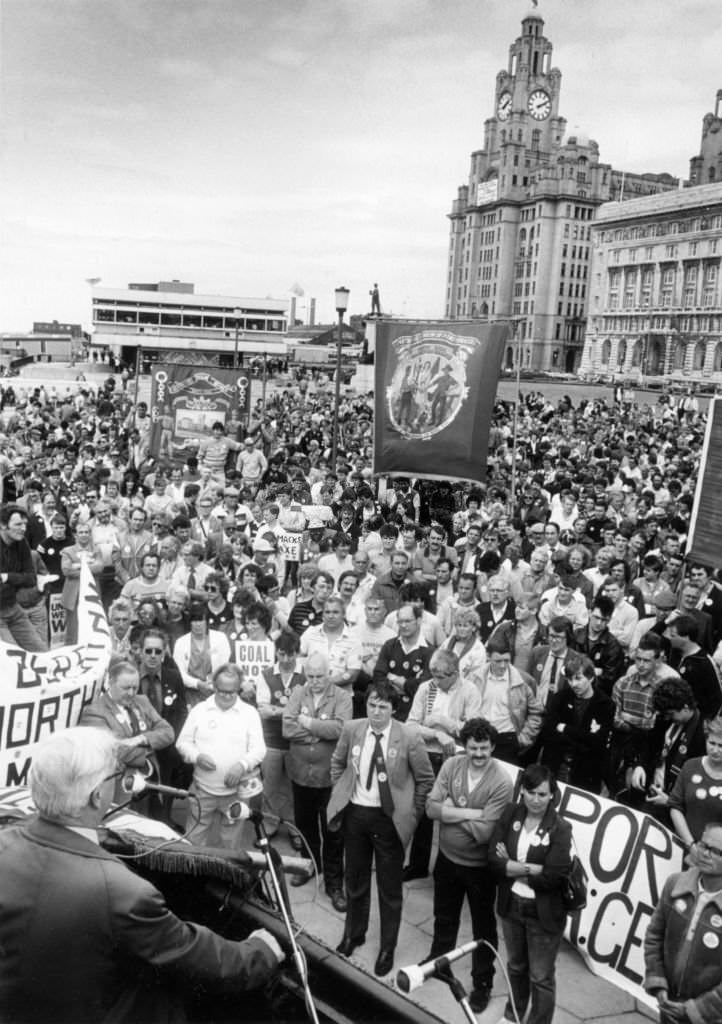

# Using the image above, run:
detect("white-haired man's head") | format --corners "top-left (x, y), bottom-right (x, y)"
top-left (30, 727), bottom-right (117, 822)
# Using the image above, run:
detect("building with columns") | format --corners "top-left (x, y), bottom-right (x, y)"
top-left (445, 8), bottom-right (678, 373)
top-left (580, 182), bottom-right (722, 381)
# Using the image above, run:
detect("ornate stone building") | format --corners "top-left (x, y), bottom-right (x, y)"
top-left (689, 90), bottom-right (722, 187)
top-left (445, 8), bottom-right (677, 372)
top-left (580, 182), bottom-right (722, 380)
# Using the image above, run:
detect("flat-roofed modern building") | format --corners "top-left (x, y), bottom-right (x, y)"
top-left (91, 280), bottom-right (288, 368)
top-left (580, 182), bottom-right (722, 381)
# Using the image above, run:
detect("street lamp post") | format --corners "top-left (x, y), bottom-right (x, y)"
top-left (509, 317), bottom-right (523, 518)
top-left (234, 307), bottom-right (242, 367)
top-left (331, 286), bottom-right (350, 468)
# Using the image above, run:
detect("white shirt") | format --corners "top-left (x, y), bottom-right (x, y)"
top-left (176, 696), bottom-right (266, 797)
top-left (353, 722), bottom-right (392, 807)
top-left (480, 671), bottom-right (515, 734)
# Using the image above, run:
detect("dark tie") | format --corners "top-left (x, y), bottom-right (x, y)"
top-left (187, 568), bottom-right (197, 590)
top-left (145, 674), bottom-right (163, 715)
top-left (549, 656), bottom-right (559, 694)
top-left (366, 732), bottom-right (394, 817)
top-left (126, 703), bottom-right (142, 736)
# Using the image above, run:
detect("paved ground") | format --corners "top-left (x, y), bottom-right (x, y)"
top-left (269, 832), bottom-right (655, 1024)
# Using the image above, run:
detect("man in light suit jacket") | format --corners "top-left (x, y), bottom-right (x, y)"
top-left (327, 680), bottom-right (434, 978)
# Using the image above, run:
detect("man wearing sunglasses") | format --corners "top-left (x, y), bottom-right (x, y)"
top-left (0, 727), bottom-right (283, 1022)
top-left (645, 821), bottom-right (722, 1023)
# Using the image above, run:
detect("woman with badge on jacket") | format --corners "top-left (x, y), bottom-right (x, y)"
top-left (488, 764), bottom-right (572, 1024)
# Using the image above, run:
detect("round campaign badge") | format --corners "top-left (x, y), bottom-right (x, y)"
top-left (703, 932), bottom-right (719, 949)
top-left (377, 772), bottom-right (388, 783)
top-left (402, 661), bottom-right (410, 670)
top-left (675, 899), bottom-right (687, 913)
top-left (352, 745), bottom-right (361, 756)
top-left (696, 789), bottom-right (708, 800)
top-left (164, 695), bottom-right (175, 706)
top-left (458, 795), bottom-right (467, 807)
top-left (710, 915), bottom-right (722, 929)
top-left (320, 713), bottom-right (328, 720)
top-left (389, 660), bottom-right (396, 669)
top-left (279, 695), bottom-right (288, 705)
top-left (302, 618), bottom-right (309, 628)
top-left (301, 706), bottom-right (309, 715)
top-left (679, 744), bottom-right (687, 755)
top-left (692, 774), bottom-right (703, 784)
top-left (513, 820), bottom-right (521, 832)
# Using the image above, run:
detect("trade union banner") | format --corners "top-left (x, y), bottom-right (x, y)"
top-left (148, 364), bottom-right (251, 465)
top-left (687, 396), bottom-right (722, 569)
top-left (499, 762), bottom-right (685, 1011)
top-left (0, 563), bottom-right (112, 788)
top-left (372, 320), bottom-right (508, 483)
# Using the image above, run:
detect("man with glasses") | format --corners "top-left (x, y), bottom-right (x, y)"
top-left (0, 727), bottom-right (284, 1022)
top-left (645, 821), bottom-right (722, 1024)
top-left (177, 663), bottom-right (266, 848)
top-left (404, 650), bottom-right (482, 881)
top-left (137, 627), bottom-right (189, 813)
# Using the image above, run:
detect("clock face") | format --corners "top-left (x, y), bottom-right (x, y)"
top-left (527, 89), bottom-right (551, 120)
top-left (497, 92), bottom-right (512, 121)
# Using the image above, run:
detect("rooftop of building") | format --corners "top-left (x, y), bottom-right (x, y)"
top-left (596, 180), bottom-right (722, 224)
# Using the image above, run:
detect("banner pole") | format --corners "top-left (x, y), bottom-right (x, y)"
top-left (133, 345), bottom-right (142, 428)
top-left (509, 319), bottom-right (522, 516)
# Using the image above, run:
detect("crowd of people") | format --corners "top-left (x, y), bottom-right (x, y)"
top-left (1, 371), bottom-right (722, 1023)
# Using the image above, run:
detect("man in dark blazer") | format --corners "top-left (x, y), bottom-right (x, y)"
top-left (327, 681), bottom-right (434, 978)
top-left (80, 657), bottom-right (175, 815)
top-left (0, 726), bottom-right (283, 1023)
top-left (477, 575), bottom-right (516, 644)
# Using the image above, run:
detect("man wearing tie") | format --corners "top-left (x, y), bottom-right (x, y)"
top-left (327, 681), bottom-right (434, 977)
top-left (80, 658), bottom-right (175, 815)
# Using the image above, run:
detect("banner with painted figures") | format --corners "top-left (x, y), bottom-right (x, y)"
top-left (499, 762), bottom-right (685, 1011)
top-left (0, 562), bottom-right (111, 787)
top-left (373, 320), bottom-right (508, 483)
top-left (148, 364), bottom-right (251, 464)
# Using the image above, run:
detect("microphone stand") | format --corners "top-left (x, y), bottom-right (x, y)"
top-left (428, 960), bottom-right (477, 1024)
top-left (249, 809), bottom-right (320, 1024)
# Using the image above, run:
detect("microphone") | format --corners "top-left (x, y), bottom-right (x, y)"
top-left (396, 939), bottom-right (485, 993)
top-left (226, 799), bottom-right (264, 825)
top-left (121, 771), bottom-right (189, 800)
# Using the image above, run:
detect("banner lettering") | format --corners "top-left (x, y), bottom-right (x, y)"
top-left (0, 563), bottom-right (111, 786)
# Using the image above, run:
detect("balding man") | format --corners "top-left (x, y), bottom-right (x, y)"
top-left (282, 651), bottom-right (352, 913)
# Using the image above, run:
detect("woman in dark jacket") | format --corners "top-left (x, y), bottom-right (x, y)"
top-left (489, 764), bottom-right (572, 1024)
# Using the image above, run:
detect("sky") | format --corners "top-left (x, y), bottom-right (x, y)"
top-left (1, 0), bottom-right (720, 331)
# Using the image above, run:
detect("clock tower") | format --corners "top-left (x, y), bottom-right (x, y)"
top-left (445, 8), bottom-right (678, 372)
